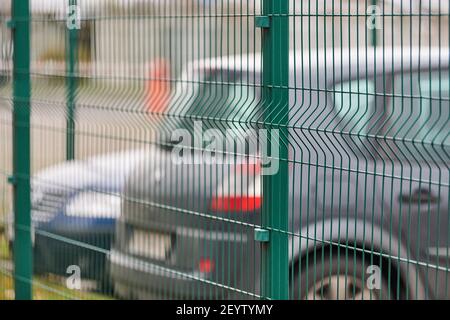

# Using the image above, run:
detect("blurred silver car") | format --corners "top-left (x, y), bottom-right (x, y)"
top-left (110, 48), bottom-right (449, 300)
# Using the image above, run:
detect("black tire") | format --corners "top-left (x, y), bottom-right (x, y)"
top-left (293, 249), bottom-right (396, 300)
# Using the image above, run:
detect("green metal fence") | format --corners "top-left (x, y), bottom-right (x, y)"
top-left (0, 0), bottom-right (449, 300)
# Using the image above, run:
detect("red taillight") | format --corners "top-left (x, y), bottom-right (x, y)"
top-left (211, 160), bottom-right (262, 213)
top-left (210, 195), bottom-right (261, 212)
top-left (198, 258), bottom-right (214, 273)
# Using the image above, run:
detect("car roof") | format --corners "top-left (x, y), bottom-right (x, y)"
top-left (188, 47), bottom-right (450, 75)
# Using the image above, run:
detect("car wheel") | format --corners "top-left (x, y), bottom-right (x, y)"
top-left (294, 250), bottom-right (395, 300)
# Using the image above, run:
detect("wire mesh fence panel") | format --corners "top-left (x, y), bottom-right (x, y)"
top-left (287, 0), bottom-right (449, 300)
top-left (0, 0), bottom-right (449, 300)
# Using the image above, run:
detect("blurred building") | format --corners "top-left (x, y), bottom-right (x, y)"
top-left (0, 0), bottom-right (449, 81)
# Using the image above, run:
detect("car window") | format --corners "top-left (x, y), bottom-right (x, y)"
top-left (390, 70), bottom-right (449, 145)
top-left (332, 79), bottom-right (376, 136)
top-left (385, 70), bottom-right (450, 162)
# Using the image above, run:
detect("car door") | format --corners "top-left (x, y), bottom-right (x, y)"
top-left (381, 68), bottom-right (450, 298)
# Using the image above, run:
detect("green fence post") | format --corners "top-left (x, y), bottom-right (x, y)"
top-left (260, 0), bottom-right (289, 299)
top-left (12, 0), bottom-right (32, 300)
top-left (66, 0), bottom-right (78, 160)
